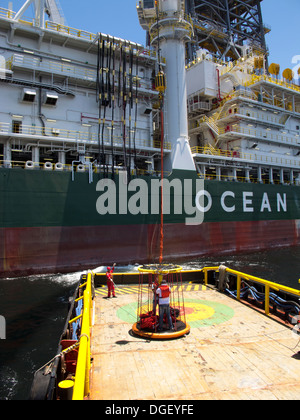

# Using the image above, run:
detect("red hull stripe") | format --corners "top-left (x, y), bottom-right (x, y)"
top-left (0, 220), bottom-right (298, 278)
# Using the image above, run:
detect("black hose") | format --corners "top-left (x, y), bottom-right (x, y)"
top-left (122, 43), bottom-right (128, 175)
top-left (127, 46), bottom-right (134, 181)
top-left (100, 38), bottom-right (106, 171)
top-left (111, 39), bottom-right (116, 179)
top-left (97, 36), bottom-right (102, 170)
top-left (133, 46), bottom-right (139, 171)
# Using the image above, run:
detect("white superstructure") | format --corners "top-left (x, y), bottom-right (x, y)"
top-left (0, 1), bottom-right (170, 179)
top-left (1, 0), bottom-right (300, 186)
top-left (186, 51), bottom-right (300, 184)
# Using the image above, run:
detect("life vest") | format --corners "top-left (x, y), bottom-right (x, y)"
top-left (106, 270), bottom-right (113, 282)
top-left (160, 284), bottom-right (170, 299)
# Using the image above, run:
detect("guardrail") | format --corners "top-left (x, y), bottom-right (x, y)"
top-left (245, 74), bottom-right (300, 95)
top-left (191, 145), bottom-right (300, 172)
top-left (0, 157), bottom-right (172, 178)
top-left (71, 271), bottom-right (94, 400)
top-left (7, 53), bottom-right (155, 91)
top-left (202, 266), bottom-right (300, 317)
top-left (0, 122), bottom-right (171, 152)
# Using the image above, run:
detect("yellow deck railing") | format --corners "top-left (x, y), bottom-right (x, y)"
top-left (244, 74), bottom-right (300, 95)
top-left (72, 272), bottom-right (94, 400)
top-left (191, 145), bottom-right (300, 172)
top-left (202, 267), bottom-right (300, 317)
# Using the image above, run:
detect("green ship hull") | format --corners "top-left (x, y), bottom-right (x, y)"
top-left (0, 167), bottom-right (299, 277)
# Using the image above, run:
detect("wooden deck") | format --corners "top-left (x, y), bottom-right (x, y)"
top-left (90, 285), bottom-right (300, 400)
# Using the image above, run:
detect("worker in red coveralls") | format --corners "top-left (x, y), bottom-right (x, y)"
top-left (156, 279), bottom-right (174, 331)
top-left (106, 263), bottom-right (117, 298)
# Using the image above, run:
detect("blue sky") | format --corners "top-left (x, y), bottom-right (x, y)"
top-left (2, 0), bottom-right (299, 76)
top-left (261, 0), bottom-right (299, 77)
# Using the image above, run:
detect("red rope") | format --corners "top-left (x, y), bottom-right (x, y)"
top-left (179, 272), bottom-right (186, 325)
top-left (159, 107), bottom-right (164, 264)
top-left (137, 272), bottom-right (142, 323)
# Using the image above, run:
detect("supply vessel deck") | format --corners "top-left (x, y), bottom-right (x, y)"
top-left (30, 266), bottom-right (300, 401)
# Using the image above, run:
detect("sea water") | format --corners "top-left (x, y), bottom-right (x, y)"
top-left (0, 246), bottom-right (300, 400)
top-left (0, 272), bottom-right (80, 400)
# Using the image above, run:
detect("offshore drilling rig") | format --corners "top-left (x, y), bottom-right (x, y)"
top-left (185, 0), bottom-right (269, 63)
top-left (139, 0), bottom-right (269, 63)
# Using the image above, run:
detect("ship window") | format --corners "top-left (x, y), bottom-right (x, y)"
top-left (144, 0), bottom-right (155, 8)
top-left (12, 120), bottom-right (22, 134)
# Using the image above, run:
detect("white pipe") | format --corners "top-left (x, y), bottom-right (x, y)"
top-left (158, 27), bottom-right (195, 171)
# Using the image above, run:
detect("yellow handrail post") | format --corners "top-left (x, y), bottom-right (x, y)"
top-left (87, 272), bottom-right (93, 320)
top-left (85, 333), bottom-right (91, 396)
top-left (204, 269), bottom-right (208, 286)
top-left (265, 285), bottom-right (270, 316)
top-left (236, 275), bottom-right (241, 301)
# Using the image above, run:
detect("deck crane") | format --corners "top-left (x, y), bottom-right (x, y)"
top-left (12, 0), bottom-right (65, 28)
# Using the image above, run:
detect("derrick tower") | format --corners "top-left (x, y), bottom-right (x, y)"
top-left (185, 0), bottom-right (269, 62)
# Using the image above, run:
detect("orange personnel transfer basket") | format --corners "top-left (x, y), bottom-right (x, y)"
top-left (132, 264), bottom-right (191, 339)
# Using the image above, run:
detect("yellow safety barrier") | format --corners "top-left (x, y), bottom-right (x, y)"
top-left (72, 272), bottom-right (93, 400)
top-left (201, 266), bottom-right (300, 317)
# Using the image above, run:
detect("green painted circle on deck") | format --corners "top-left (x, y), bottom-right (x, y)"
top-left (117, 299), bottom-right (234, 328)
